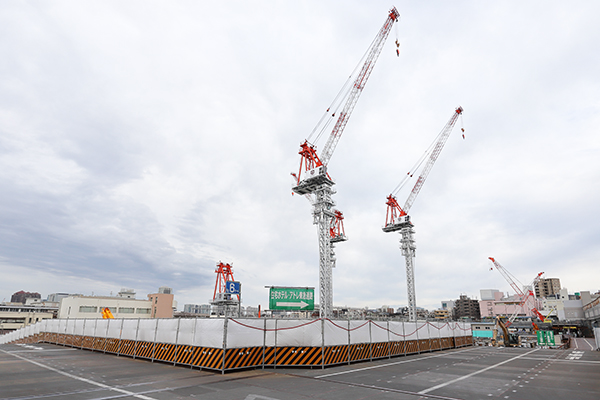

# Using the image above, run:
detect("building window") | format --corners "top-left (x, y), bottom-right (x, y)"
top-left (118, 307), bottom-right (135, 314)
top-left (79, 306), bottom-right (98, 313)
top-left (136, 308), bottom-right (151, 314)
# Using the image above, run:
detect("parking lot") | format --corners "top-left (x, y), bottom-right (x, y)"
top-left (1, 343), bottom-right (599, 399)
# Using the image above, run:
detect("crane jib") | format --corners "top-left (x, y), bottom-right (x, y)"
top-left (294, 7), bottom-right (400, 185)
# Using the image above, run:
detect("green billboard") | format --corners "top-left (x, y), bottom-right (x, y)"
top-left (269, 287), bottom-right (314, 311)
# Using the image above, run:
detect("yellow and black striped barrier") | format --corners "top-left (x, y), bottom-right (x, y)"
top-left (92, 337), bottom-right (106, 351)
top-left (275, 346), bottom-right (322, 366)
top-left (105, 338), bottom-right (120, 353)
top-left (175, 345), bottom-right (196, 365)
top-left (224, 347), bottom-right (264, 370)
top-left (371, 342), bottom-right (390, 359)
top-left (390, 341), bottom-right (405, 356)
top-left (189, 347), bottom-right (223, 370)
top-left (119, 339), bottom-right (136, 356)
top-left (154, 343), bottom-right (177, 362)
top-left (135, 341), bottom-right (155, 359)
top-left (405, 340), bottom-right (419, 354)
top-left (263, 346), bottom-right (276, 366)
top-left (349, 343), bottom-right (371, 362)
top-left (81, 336), bottom-right (95, 350)
top-left (323, 345), bottom-right (348, 365)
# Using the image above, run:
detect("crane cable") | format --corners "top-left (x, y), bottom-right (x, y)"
top-left (391, 121), bottom-right (448, 197)
top-left (307, 30), bottom-right (381, 146)
top-left (391, 105), bottom-right (465, 197)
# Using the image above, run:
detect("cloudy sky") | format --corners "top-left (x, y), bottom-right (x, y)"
top-left (1, 1), bottom-right (599, 312)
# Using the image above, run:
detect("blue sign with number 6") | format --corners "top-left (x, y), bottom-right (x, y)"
top-left (225, 281), bottom-right (240, 294)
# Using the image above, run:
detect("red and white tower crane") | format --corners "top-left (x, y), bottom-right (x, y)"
top-left (383, 107), bottom-right (464, 321)
top-left (293, 7), bottom-right (400, 318)
top-left (488, 257), bottom-right (546, 324)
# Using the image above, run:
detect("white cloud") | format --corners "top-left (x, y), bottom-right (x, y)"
top-left (1, 1), bottom-right (599, 312)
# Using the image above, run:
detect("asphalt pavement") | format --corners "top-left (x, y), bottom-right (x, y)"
top-left (1, 342), bottom-right (599, 400)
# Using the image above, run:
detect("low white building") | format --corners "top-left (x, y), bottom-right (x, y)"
top-left (58, 295), bottom-right (152, 319)
top-left (540, 288), bottom-right (589, 321)
top-left (0, 303), bottom-right (56, 332)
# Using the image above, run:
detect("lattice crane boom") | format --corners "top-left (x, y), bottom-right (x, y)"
top-left (402, 106), bottom-right (463, 214)
top-left (489, 257), bottom-right (546, 323)
top-left (294, 7), bottom-right (400, 187)
top-left (384, 107), bottom-right (463, 227)
top-left (488, 257), bottom-right (525, 298)
top-left (319, 7), bottom-right (400, 167)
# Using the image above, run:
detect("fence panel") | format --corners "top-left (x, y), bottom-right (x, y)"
top-left (95, 319), bottom-right (109, 338)
top-left (193, 319), bottom-right (225, 348)
top-left (265, 319), bottom-right (277, 348)
top-left (137, 319), bottom-right (157, 342)
top-left (48, 319), bottom-right (60, 333)
top-left (33, 321), bottom-right (42, 335)
top-left (324, 319), bottom-right (348, 346)
top-left (349, 320), bottom-right (370, 344)
top-left (73, 319), bottom-right (84, 336)
top-left (176, 319), bottom-right (196, 346)
top-left (83, 319), bottom-right (97, 336)
top-left (120, 319), bottom-right (139, 341)
top-left (276, 319), bottom-right (322, 347)
top-left (155, 319), bottom-right (178, 344)
top-left (65, 319), bottom-right (76, 336)
top-left (370, 321), bottom-right (389, 343)
top-left (227, 319), bottom-right (264, 348)
top-left (106, 319), bottom-right (122, 339)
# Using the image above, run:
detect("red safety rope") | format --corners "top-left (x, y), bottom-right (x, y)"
top-left (229, 318), bottom-right (320, 332)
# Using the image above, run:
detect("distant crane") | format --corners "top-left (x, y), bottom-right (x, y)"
top-left (293, 7), bottom-right (400, 318)
top-left (488, 257), bottom-right (546, 325)
top-left (383, 107), bottom-right (464, 321)
top-left (213, 261), bottom-right (238, 301)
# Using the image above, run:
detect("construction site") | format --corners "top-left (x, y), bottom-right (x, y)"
top-left (1, 4), bottom-right (599, 400)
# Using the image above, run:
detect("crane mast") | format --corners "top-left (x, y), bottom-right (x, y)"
top-left (383, 107), bottom-right (464, 322)
top-left (293, 7), bottom-right (399, 318)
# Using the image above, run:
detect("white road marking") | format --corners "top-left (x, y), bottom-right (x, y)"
top-left (0, 348), bottom-right (157, 400)
top-left (418, 348), bottom-right (539, 395)
top-left (244, 395), bottom-right (281, 400)
top-left (8, 348), bottom-right (77, 353)
top-left (567, 350), bottom-right (584, 360)
top-left (315, 347), bottom-right (478, 378)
